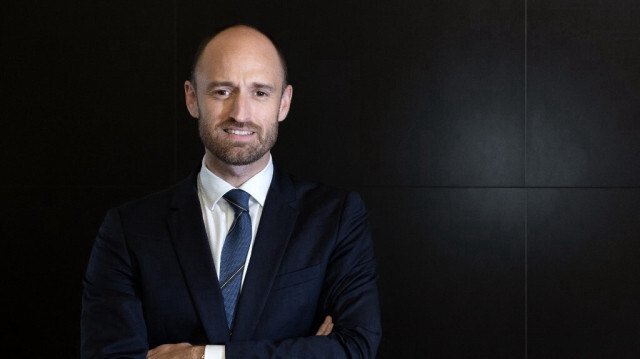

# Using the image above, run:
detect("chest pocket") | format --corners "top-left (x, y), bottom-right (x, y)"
top-left (275, 263), bottom-right (323, 290)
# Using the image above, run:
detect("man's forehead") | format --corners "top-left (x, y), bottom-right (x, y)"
top-left (193, 59), bottom-right (283, 92)
top-left (195, 40), bottom-right (284, 86)
top-left (197, 56), bottom-right (281, 79)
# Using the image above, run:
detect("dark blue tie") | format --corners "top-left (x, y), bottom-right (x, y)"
top-left (219, 189), bottom-right (252, 328)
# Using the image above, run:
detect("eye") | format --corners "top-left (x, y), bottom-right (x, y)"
top-left (255, 90), bottom-right (268, 97)
top-left (216, 89), bottom-right (231, 96)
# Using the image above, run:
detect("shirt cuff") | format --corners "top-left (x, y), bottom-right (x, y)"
top-left (204, 344), bottom-right (225, 359)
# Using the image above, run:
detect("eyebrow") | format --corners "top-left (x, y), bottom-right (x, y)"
top-left (251, 83), bottom-right (276, 92)
top-left (205, 81), bottom-right (234, 92)
top-left (205, 81), bottom-right (276, 93)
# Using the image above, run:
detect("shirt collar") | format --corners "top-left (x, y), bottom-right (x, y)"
top-left (197, 155), bottom-right (274, 210)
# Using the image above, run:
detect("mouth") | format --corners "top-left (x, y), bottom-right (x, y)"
top-left (225, 128), bottom-right (255, 136)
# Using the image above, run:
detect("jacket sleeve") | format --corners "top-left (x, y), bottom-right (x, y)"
top-left (225, 191), bottom-right (382, 358)
top-left (80, 208), bottom-right (148, 359)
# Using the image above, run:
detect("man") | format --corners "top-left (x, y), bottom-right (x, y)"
top-left (81, 24), bottom-right (381, 359)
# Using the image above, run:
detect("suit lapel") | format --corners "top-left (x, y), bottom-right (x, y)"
top-left (168, 172), bottom-right (230, 343)
top-left (231, 166), bottom-right (299, 340)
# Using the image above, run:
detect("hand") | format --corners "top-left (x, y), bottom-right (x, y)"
top-left (147, 343), bottom-right (205, 359)
top-left (315, 315), bottom-right (333, 336)
top-left (146, 317), bottom-right (332, 358)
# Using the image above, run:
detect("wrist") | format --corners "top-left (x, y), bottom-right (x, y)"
top-left (193, 345), bottom-right (205, 359)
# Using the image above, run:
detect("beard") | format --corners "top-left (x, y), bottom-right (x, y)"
top-left (199, 118), bottom-right (279, 166)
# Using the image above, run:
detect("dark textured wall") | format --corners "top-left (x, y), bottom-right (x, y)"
top-left (3, 1), bottom-right (639, 358)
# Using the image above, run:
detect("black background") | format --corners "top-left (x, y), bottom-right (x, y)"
top-left (3, 0), bottom-right (639, 358)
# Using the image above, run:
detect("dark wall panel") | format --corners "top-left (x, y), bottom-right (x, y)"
top-left (3, 1), bottom-right (176, 187)
top-left (527, 0), bottom-right (640, 187)
top-left (355, 1), bottom-right (526, 187)
top-left (528, 189), bottom-right (640, 357)
top-left (272, 1), bottom-right (526, 188)
top-left (361, 188), bottom-right (526, 358)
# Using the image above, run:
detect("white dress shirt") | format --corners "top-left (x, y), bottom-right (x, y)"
top-left (196, 155), bottom-right (274, 359)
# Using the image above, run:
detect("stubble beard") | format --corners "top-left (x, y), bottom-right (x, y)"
top-left (199, 119), bottom-right (279, 166)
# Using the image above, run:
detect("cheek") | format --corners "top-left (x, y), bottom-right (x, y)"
top-left (200, 102), bottom-right (228, 121)
top-left (261, 103), bottom-right (285, 122)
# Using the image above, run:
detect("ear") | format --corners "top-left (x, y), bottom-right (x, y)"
top-left (184, 80), bottom-right (199, 118)
top-left (277, 84), bottom-right (293, 122)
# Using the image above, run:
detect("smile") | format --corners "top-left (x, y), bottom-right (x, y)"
top-left (226, 129), bottom-right (254, 136)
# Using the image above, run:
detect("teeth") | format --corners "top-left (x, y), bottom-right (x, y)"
top-left (228, 129), bottom-right (253, 135)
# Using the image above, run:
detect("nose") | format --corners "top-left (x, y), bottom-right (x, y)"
top-left (229, 92), bottom-right (251, 123)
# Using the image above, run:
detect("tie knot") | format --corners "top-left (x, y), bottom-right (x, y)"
top-left (223, 189), bottom-right (250, 213)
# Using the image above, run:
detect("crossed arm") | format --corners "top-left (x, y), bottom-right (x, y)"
top-left (146, 316), bottom-right (334, 359)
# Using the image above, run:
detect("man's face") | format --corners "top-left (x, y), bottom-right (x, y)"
top-left (185, 27), bottom-right (292, 166)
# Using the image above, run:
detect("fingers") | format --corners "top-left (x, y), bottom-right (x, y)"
top-left (315, 315), bottom-right (334, 336)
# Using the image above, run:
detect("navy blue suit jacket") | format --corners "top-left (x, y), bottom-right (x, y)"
top-left (81, 165), bottom-right (381, 358)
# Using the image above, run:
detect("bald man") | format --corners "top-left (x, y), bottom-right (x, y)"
top-left (81, 25), bottom-right (381, 359)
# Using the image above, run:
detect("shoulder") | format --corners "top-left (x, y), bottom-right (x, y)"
top-left (275, 167), bottom-right (368, 215)
top-left (107, 171), bottom-right (198, 221)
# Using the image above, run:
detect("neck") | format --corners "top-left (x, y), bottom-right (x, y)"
top-left (203, 152), bottom-right (270, 188)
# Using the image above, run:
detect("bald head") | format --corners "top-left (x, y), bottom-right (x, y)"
top-left (190, 25), bottom-right (288, 91)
